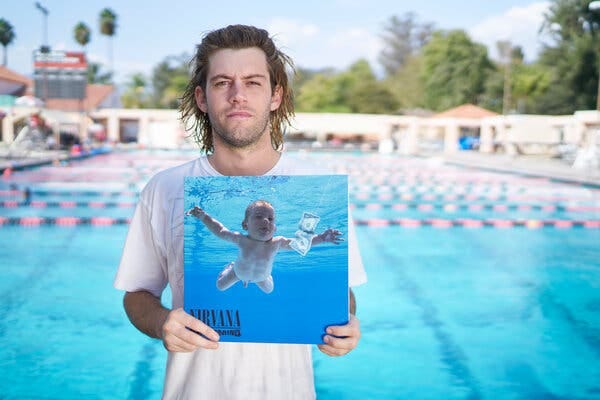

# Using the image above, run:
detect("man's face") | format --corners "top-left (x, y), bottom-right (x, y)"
top-left (243, 204), bottom-right (276, 241)
top-left (195, 47), bottom-right (282, 150)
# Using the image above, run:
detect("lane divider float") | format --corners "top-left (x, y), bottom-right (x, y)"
top-left (0, 217), bottom-right (598, 228)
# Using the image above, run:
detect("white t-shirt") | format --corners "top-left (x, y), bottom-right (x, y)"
top-left (114, 153), bottom-right (367, 400)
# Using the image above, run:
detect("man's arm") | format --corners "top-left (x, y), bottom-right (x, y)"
top-left (318, 288), bottom-right (360, 357)
top-left (123, 290), bottom-right (220, 352)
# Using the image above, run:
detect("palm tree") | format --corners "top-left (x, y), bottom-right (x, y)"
top-left (87, 62), bottom-right (112, 84)
top-left (0, 18), bottom-right (16, 67)
top-left (99, 8), bottom-right (117, 75)
top-left (74, 22), bottom-right (91, 51)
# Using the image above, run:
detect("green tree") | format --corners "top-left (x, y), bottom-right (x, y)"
top-left (534, 0), bottom-right (600, 113)
top-left (378, 13), bottom-right (434, 77)
top-left (150, 53), bottom-right (190, 108)
top-left (421, 29), bottom-right (493, 111)
top-left (295, 59), bottom-right (397, 114)
top-left (121, 73), bottom-right (149, 108)
top-left (99, 8), bottom-right (117, 76)
top-left (384, 54), bottom-right (425, 111)
top-left (295, 73), bottom-right (350, 113)
top-left (481, 56), bottom-right (551, 114)
top-left (161, 75), bottom-right (189, 108)
top-left (87, 62), bottom-right (112, 84)
top-left (292, 66), bottom-right (337, 100)
top-left (0, 18), bottom-right (16, 67)
top-left (74, 22), bottom-right (91, 50)
top-left (341, 59), bottom-right (398, 113)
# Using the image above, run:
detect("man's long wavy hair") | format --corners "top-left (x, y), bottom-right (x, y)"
top-left (179, 25), bottom-right (295, 153)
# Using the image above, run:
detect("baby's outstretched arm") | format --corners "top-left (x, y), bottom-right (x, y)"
top-left (186, 206), bottom-right (239, 242)
top-left (311, 228), bottom-right (344, 245)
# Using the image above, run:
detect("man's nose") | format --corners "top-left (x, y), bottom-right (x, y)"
top-left (229, 80), bottom-right (246, 103)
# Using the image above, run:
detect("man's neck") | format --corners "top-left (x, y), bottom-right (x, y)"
top-left (208, 144), bottom-right (281, 176)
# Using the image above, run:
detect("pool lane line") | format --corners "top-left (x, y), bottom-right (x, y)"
top-left (350, 203), bottom-right (600, 212)
top-left (0, 201), bottom-right (136, 208)
top-left (1, 201), bottom-right (598, 213)
top-left (0, 189), bottom-right (138, 197)
top-left (352, 193), bottom-right (597, 203)
top-left (371, 240), bottom-right (484, 398)
top-left (0, 217), bottom-right (598, 228)
top-left (353, 219), bottom-right (600, 228)
top-left (0, 216), bottom-right (132, 226)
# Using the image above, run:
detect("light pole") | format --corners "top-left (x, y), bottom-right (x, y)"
top-left (34, 2), bottom-right (49, 52)
top-left (590, 0), bottom-right (600, 111)
top-left (34, 2), bottom-right (49, 105)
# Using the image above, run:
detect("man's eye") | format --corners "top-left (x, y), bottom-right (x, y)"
top-left (248, 81), bottom-right (261, 86)
top-left (215, 81), bottom-right (229, 87)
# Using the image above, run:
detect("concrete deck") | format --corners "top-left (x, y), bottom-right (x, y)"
top-left (1, 146), bottom-right (599, 188)
top-left (442, 151), bottom-right (600, 187)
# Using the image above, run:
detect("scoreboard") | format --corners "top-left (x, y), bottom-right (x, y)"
top-left (33, 50), bottom-right (87, 100)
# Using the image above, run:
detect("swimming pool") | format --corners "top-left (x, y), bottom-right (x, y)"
top-left (1, 150), bottom-right (599, 399)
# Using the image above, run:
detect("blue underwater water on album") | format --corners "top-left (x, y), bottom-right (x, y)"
top-left (183, 175), bottom-right (349, 344)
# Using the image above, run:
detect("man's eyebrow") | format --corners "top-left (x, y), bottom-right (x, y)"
top-left (209, 73), bottom-right (268, 82)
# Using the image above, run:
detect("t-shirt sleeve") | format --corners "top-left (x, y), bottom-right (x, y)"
top-left (348, 213), bottom-right (367, 287)
top-left (114, 197), bottom-right (168, 297)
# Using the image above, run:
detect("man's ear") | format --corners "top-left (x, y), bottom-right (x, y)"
top-left (242, 220), bottom-right (248, 230)
top-left (270, 85), bottom-right (282, 111)
top-left (195, 86), bottom-right (208, 113)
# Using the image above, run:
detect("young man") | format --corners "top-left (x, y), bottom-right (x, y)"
top-left (114, 24), bottom-right (367, 399)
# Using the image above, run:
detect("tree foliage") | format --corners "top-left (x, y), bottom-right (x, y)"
top-left (295, 60), bottom-right (397, 114)
top-left (121, 73), bottom-right (150, 108)
top-left (0, 18), bottom-right (16, 67)
top-left (384, 55), bottom-right (425, 111)
top-left (74, 22), bottom-right (91, 49)
top-left (378, 13), bottom-right (434, 77)
top-left (87, 62), bottom-right (112, 84)
top-left (421, 30), bottom-right (493, 111)
top-left (534, 0), bottom-right (600, 113)
top-left (99, 8), bottom-right (117, 36)
top-left (150, 53), bottom-right (191, 108)
top-left (99, 8), bottom-right (117, 77)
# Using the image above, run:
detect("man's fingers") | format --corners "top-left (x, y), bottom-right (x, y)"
top-left (317, 343), bottom-right (347, 357)
top-left (179, 310), bottom-right (220, 342)
top-left (162, 308), bottom-right (220, 352)
top-left (164, 332), bottom-right (202, 352)
top-left (326, 315), bottom-right (360, 338)
top-left (319, 315), bottom-right (360, 356)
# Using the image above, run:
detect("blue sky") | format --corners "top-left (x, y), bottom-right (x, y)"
top-left (3, 1), bottom-right (552, 84)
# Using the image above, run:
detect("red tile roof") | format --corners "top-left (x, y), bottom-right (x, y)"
top-left (433, 103), bottom-right (499, 119)
top-left (0, 66), bottom-right (33, 96)
top-left (0, 66), bottom-right (32, 86)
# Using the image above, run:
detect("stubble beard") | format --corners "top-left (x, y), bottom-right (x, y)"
top-left (211, 108), bottom-right (272, 150)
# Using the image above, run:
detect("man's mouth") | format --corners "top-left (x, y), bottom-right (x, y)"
top-left (227, 110), bottom-right (252, 118)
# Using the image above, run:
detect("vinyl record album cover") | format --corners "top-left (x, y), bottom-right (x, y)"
top-left (183, 175), bottom-right (348, 344)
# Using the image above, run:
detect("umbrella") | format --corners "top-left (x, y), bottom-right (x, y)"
top-left (14, 95), bottom-right (45, 107)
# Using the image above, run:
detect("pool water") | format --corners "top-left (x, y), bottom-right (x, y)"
top-left (0, 150), bottom-right (599, 399)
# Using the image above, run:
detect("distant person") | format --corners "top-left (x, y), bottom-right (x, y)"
top-left (23, 187), bottom-right (31, 206)
top-left (114, 24), bottom-right (367, 399)
top-left (187, 200), bottom-right (343, 293)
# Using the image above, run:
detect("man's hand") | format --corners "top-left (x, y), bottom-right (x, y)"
top-left (161, 308), bottom-right (220, 352)
top-left (318, 314), bottom-right (360, 357)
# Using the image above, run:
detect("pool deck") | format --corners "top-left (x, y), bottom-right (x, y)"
top-left (442, 152), bottom-right (600, 187)
top-left (1, 147), bottom-right (599, 187)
